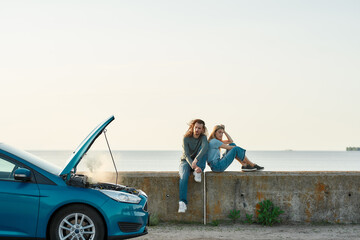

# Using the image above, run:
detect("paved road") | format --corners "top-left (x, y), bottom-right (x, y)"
top-left (137, 223), bottom-right (360, 240)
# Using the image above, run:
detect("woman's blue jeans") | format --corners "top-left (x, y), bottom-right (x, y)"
top-left (178, 155), bottom-right (206, 205)
top-left (208, 143), bottom-right (246, 173)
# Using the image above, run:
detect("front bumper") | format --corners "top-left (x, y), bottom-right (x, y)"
top-left (108, 227), bottom-right (147, 240)
top-left (101, 195), bottom-right (148, 239)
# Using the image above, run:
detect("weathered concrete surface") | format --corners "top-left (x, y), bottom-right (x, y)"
top-left (205, 171), bottom-right (360, 224)
top-left (91, 171), bottom-right (360, 224)
top-left (116, 171), bottom-right (204, 222)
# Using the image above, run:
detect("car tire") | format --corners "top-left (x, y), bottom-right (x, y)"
top-left (49, 204), bottom-right (105, 240)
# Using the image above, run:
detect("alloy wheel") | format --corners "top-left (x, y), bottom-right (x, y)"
top-left (58, 212), bottom-right (96, 240)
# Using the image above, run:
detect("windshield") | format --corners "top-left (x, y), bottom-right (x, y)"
top-left (0, 143), bottom-right (62, 175)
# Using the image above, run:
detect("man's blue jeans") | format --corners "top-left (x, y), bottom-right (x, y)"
top-left (208, 143), bottom-right (246, 172)
top-left (178, 155), bottom-right (206, 205)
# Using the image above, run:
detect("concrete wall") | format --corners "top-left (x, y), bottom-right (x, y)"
top-left (95, 171), bottom-right (360, 224)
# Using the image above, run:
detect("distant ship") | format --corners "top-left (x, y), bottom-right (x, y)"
top-left (346, 147), bottom-right (360, 151)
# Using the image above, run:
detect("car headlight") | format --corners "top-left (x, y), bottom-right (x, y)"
top-left (138, 190), bottom-right (148, 198)
top-left (100, 190), bottom-right (141, 204)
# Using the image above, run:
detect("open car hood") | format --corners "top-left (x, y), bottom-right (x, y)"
top-left (60, 116), bottom-right (115, 177)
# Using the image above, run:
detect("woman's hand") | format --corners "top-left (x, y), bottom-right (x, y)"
top-left (195, 167), bottom-right (202, 173)
top-left (221, 125), bottom-right (234, 144)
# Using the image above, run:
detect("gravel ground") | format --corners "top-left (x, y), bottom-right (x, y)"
top-left (137, 223), bottom-right (360, 240)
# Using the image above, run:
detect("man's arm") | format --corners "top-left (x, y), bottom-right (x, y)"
top-left (192, 135), bottom-right (209, 168)
top-left (183, 138), bottom-right (194, 166)
top-left (196, 135), bottom-right (209, 159)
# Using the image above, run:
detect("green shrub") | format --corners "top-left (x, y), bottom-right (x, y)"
top-left (245, 213), bottom-right (254, 224)
top-left (228, 209), bottom-right (241, 223)
top-left (257, 199), bottom-right (284, 226)
top-left (210, 219), bottom-right (219, 226)
top-left (149, 213), bottom-right (159, 226)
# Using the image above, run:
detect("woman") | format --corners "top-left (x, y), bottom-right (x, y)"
top-left (207, 124), bottom-right (264, 172)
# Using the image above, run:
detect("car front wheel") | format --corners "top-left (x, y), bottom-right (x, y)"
top-left (49, 204), bottom-right (105, 240)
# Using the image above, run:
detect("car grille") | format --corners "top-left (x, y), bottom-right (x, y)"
top-left (118, 222), bottom-right (143, 233)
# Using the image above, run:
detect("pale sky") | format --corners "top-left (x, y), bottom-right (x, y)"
top-left (1, 0), bottom-right (359, 151)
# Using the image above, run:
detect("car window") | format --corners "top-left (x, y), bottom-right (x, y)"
top-left (0, 156), bottom-right (20, 180)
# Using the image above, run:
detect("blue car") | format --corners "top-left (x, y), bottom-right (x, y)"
top-left (0, 116), bottom-right (148, 240)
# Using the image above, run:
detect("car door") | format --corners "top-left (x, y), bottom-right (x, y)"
top-left (0, 154), bottom-right (40, 238)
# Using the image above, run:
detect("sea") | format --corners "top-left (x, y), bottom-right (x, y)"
top-left (29, 150), bottom-right (360, 172)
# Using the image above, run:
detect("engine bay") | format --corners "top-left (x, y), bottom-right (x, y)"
top-left (67, 173), bottom-right (140, 195)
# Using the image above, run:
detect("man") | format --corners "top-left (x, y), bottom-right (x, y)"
top-left (178, 119), bottom-right (208, 213)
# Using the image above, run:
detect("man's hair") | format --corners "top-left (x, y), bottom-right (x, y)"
top-left (208, 125), bottom-right (225, 141)
top-left (184, 119), bottom-right (208, 138)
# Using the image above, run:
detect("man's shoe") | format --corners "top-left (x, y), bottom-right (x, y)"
top-left (194, 171), bottom-right (201, 182)
top-left (254, 164), bottom-right (264, 171)
top-left (241, 165), bottom-right (257, 172)
top-left (178, 201), bottom-right (187, 213)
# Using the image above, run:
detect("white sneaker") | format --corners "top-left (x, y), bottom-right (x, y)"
top-left (178, 201), bottom-right (187, 213)
top-left (194, 171), bottom-right (201, 182)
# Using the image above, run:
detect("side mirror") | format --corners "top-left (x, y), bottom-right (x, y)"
top-left (14, 168), bottom-right (32, 182)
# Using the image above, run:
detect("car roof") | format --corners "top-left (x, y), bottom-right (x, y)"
top-left (0, 143), bottom-right (62, 175)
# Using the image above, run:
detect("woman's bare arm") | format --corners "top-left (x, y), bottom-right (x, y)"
top-left (222, 126), bottom-right (233, 144)
top-left (219, 143), bottom-right (235, 150)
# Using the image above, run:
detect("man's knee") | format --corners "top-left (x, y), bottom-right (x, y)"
top-left (179, 164), bottom-right (191, 178)
top-left (180, 171), bottom-right (191, 179)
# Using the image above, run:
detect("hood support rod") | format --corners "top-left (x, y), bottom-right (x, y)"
top-left (104, 129), bottom-right (118, 185)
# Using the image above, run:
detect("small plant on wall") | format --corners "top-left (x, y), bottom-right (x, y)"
top-left (149, 213), bottom-right (159, 226)
top-left (228, 209), bottom-right (241, 223)
top-left (210, 219), bottom-right (220, 226)
top-left (245, 213), bottom-right (254, 224)
top-left (257, 199), bottom-right (284, 226)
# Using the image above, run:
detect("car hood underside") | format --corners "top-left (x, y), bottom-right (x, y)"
top-left (67, 173), bottom-right (141, 195)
